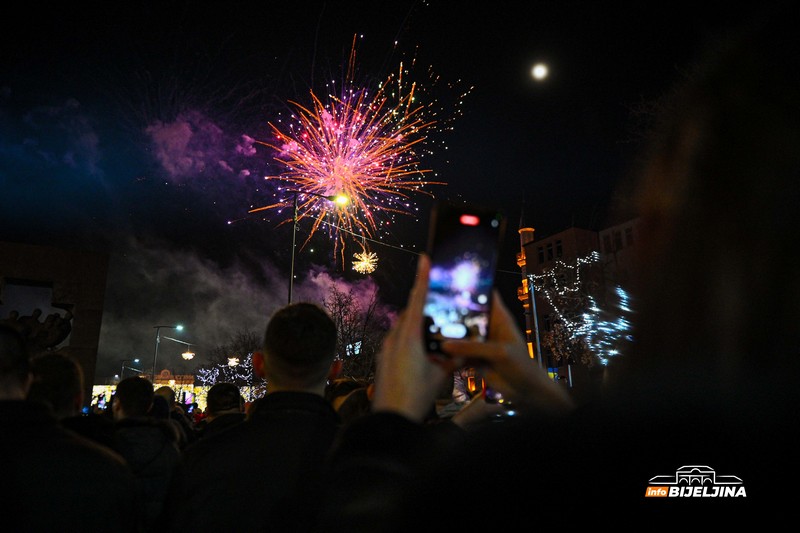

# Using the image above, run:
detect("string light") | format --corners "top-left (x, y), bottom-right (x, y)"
top-left (195, 353), bottom-right (264, 401)
top-left (528, 251), bottom-right (633, 366)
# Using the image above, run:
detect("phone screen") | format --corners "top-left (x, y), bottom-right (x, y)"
top-left (423, 201), bottom-right (506, 353)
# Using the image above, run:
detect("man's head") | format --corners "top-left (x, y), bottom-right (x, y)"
top-left (27, 350), bottom-right (84, 418)
top-left (113, 376), bottom-right (155, 420)
top-left (154, 385), bottom-right (177, 405)
top-left (325, 377), bottom-right (368, 409)
top-left (0, 324), bottom-right (32, 399)
top-left (253, 302), bottom-right (339, 393)
top-left (205, 382), bottom-right (243, 418)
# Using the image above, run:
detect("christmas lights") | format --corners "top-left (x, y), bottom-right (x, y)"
top-left (529, 251), bottom-right (633, 366)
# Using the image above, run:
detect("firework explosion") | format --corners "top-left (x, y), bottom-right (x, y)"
top-left (249, 38), bottom-right (470, 263)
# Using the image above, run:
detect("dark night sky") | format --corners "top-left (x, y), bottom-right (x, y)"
top-left (0, 1), bottom-right (765, 377)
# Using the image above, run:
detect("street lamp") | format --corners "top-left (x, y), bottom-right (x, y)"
top-left (161, 336), bottom-right (196, 360)
top-left (152, 325), bottom-right (183, 382)
top-left (286, 189), bottom-right (349, 304)
top-left (120, 358), bottom-right (141, 379)
top-left (160, 335), bottom-right (198, 406)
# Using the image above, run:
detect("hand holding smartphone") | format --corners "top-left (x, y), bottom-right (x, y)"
top-left (422, 200), bottom-right (506, 348)
top-left (422, 200), bottom-right (508, 403)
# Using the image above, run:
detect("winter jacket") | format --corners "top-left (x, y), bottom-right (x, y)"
top-left (167, 391), bottom-right (341, 532)
top-left (113, 416), bottom-right (182, 531)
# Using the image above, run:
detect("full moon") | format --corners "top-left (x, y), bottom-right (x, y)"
top-left (531, 63), bottom-right (549, 81)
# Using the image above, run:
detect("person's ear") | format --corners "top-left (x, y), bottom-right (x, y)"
top-left (252, 351), bottom-right (266, 378)
top-left (328, 359), bottom-right (343, 380)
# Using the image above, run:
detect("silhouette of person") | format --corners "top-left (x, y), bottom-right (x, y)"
top-left (167, 302), bottom-right (343, 532)
top-left (0, 324), bottom-right (140, 531)
top-left (113, 376), bottom-right (182, 531)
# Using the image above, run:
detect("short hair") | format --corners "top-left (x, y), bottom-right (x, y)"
top-left (154, 385), bottom-right (176, 404)
top-left (0, 323), bottom-right (31, 385)
top-left (115, 377), bottom-right (155, 418)
top-left (263, 302), bottom-right (337, 385)
top-left (325, 377), bottom-right (368, 404)
top-left (206, 382), bottom-right (242, 415)
top-left (27, 350), bottom-right (84, 418)
top-left (150, 394), bottom-right (171, 419)
top-left (336, 386), bottom-right (372, 424)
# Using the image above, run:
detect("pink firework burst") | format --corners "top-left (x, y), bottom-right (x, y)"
top-left (249, 38), bottom-right (468, 262)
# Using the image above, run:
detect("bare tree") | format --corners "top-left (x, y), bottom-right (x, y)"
top-left (323, 284), bottom-right (391, 381)
top-left (197, 288), bottom-right (393, 391)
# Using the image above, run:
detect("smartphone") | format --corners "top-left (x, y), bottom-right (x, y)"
top-left (423, 200), bottom-right (506, 353)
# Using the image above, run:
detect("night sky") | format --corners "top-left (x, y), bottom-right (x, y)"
top-left (0, 1), bottom-right (762, 377)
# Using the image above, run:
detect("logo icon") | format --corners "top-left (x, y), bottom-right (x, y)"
top-left (645, 465), bottom-right (746, 498)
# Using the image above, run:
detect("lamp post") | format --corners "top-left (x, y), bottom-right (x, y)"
top-left (162, 335), bottom-right (196, 403)
top-left (286, 190), bottom-right (349, 304)
top-left (161, 336), bottom-right (195, 361)
top-left (120, 358), bottom-right (141, 379)
top-left (152, 325), bottom-right (183, 382)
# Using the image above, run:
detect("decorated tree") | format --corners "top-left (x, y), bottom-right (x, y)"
top-left (533, 252), bottom-right (633, 368)
top-left (541, 321), bottom-right (592, 367)
top-left (196, 329), bottom-right (266, 400)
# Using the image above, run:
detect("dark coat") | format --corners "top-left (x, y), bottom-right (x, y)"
top-left (196, 411), bottom-right (246, 439)
top-left (0, 400), bottom-right (140, 532)
top-left (62, 411), bottom-right (116, 449)
top-left (317, 383), bottom-right (792, 530)
top-left (168, 391), bottom-right (341, 532)
top-left (113, 417), bottom-right (183, 531)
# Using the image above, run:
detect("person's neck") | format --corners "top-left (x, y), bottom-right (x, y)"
top-left (207, 409), bottom-right (242, 421)
top-left (267, 383), bottom-right (325, 396)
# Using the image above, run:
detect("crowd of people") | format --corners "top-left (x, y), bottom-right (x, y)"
top-left (2, 3), bottom-right (797, 529)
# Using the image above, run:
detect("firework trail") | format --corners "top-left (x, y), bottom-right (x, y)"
top-left (249, 37), bottom-right (470, 262)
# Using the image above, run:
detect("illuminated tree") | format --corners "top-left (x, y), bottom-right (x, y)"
top-left (541, 321), bottom-right (592, 367)
top-left (532, 252), bottom-right (633, 368)
top-left (195, 329), bottom-right (266, 400)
